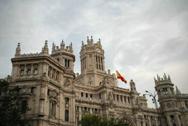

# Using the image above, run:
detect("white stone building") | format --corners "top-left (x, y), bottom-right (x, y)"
top-left (9, 36), bottom-right (188, 126)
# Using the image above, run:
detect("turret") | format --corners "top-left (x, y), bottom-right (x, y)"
top-left (155, 73), bottom-right (174, 97)
top-left (15, 43), bottom-right (21, 57)
top-left (80, 36), bottom-right (104, 74)
top-left (79, 36), bottom-right (105, 86)
top-left (50, 40), bottom-right (75, 71)
top-left (155, 73), bottom-right (181, 126)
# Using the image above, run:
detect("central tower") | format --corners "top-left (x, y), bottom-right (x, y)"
top-left (79, 36), bottom-right (105, 86)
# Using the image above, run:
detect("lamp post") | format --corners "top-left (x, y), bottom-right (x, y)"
top-left (144, 90), bottom-right (158, 109)
top-left (144, 90), bottom-right (161, 126)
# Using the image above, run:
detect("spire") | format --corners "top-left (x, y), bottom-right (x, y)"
top-left (82, 41), bottom-right (84, 46)
top-left (42, 40), bottom-right (49, 55)
top-left (175, 86), bottom-right (181, 95)
top-left (15, 43), bottom-right (21, 57)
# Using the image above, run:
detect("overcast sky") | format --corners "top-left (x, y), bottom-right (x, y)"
top-left (0, 0), bottom-right (188, 107)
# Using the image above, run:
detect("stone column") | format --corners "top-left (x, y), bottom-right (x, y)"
top-left (155, 117), bottom-right (158, 126)
top-left (148, 116), bottom-right (152, 126)
top-left (166, 116), bottom-right (172, 126)
top-left (175, 114), bottom-right (181, 126)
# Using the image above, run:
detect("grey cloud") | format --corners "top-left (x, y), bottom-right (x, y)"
top-left (0, 0), bottom-right (188, 107)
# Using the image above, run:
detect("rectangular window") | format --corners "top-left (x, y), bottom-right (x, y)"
top-left (99, 93), bottom-right (101, 99)
top-left (49, 100), bottom-right (56, 118)
top-left (20, 65), bottom-right (25, 76)
top-left (90, 94), bottom-right (93, 99)
top-left (117, 95), bottom-right (119, 101)
top-left (81, 92), bottom-right (83, 97)
top-left (65, 110), bottom-right (69, 121)
top-left (26, 64), bottom-right (31, 75)
top-left (128, 97), bottom-right (130, 104)
top-left (33, 64), bottom-right (38, 75)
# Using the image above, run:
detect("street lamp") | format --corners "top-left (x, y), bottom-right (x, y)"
top-left (144, 90), bottom-right (161, 126)
top-left (144, 90), bottom-right (158, 109)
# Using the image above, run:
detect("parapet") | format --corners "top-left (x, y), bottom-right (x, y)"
top-left (81, 36), bottom-right (102, 51)
top-left (52, 40), bottom-right (73, 54)
top-left (154, 73), bottom-right (172, 85)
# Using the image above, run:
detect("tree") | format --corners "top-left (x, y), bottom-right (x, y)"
top-left (0, 79), bottom-right (29, 126)
top-left (80, 114), bottom-right (128, 126)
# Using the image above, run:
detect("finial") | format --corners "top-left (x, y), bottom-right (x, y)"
top-left (52, 43), bottom-right (55, 53)
top-left (61, 40), bottom-right (65, 49)
top-left (69, 42), bottom-right (73, 52)
top-left (15, 42), bottom-right (21, 56)
top-left (163, 73), bottom-right (167, 80)
top-left (154, 77), bottom-right (156, 81)
top-left (45, 40), bottom-right (48, 45)
top-left (70, 42), bottom-right (72, 48)
top-left (175, 86), bottom-right (181, 95)
top-left (167, 74), bottom-right (171, 81)
top-left (82, 41), bottom-right (84, 46)
top-left (157, 74), bottom-right (160, 81)
top-left (87, 36), bottom-right (89, 43)
top-left (91, 36), bottom-right (93, 42)
top-left (42, 40), bottom-right (49, 55)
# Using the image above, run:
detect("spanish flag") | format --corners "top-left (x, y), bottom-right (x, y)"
top-left (116, 70), bottom-right (127, 83)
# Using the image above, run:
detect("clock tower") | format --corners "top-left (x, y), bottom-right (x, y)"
top-left (79, 36), bottom-right (105, 86)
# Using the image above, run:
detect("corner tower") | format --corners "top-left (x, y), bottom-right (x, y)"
top-left (51, 40), bottom-right (75, 71)
top-left (155, 74), bottom-right (181, 126)
top-left (79, 36), bottom-right (105, 86)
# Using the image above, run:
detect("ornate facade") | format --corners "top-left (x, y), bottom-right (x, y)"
top-left (9, 36), bottom-right (188, 126)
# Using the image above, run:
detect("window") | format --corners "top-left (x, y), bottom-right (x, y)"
top-left (113, 94), bottom-right (115, 100)
top-left (26, 64), bottom-right (31, 75)
top-left (170, 115), bottom-right (176, 126)
top-left (65, 110), bottom-right (69, 121)
top-left (163, 88), bottom-right (168, 95)
top-left (33, 64), bottom-right (38, 75)
top-left (65, 97), bottom-right (69, 106)
top-left (124, 96), bottom-right (127, 103)
top-left (120, 95), bottom-right (123, 102)
top-left (99, 93), bottom-right (101, 99)
top-left (90, 94), bottom-right (93, 99)
top-left (21, 100), bottom-right (27, 112)
top-left (56, 71), bottom-right (59, 81)
top-left (81, 92), bottom-right (83, 97)
top-left (48, 66), bottom-right (52, 77)
top-left (86, 93), bottom-right (88, 98)
top-left (31, 87), bottom-right (35, 94)
top-left (128, 97), bottom-right (130, 104)
top-left (117, 95), bottom-right (119, 101)
top-left (65, 59), bottom-right (70, 68)
top-left (20, 65), bottom-right (25, 76)
top-left (49, 100), bottom-right (56, 118)
top-left (76, 106), bottom-right (79, 112)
